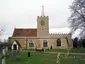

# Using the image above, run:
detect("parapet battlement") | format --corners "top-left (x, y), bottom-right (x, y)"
top-left (49, 33), bottom-right (71, 37)
top-left (37, 16), bottom-right (49, 18)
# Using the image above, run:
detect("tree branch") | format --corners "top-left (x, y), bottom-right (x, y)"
top-left (71, 7), bottom-right (85, 22)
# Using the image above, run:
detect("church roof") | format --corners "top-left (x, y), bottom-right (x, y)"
top-left (12, 28), bottom-right (37, 37)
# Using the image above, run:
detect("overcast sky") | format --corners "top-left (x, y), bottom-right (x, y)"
top-left (0, 0), bottom-right (74, 40)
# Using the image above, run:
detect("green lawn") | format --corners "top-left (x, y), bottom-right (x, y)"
top-left (45, 49), bottom-right (67, 53)
top-left (0, 51), bottom-right (85, 64)
top-left (61, 54), bottom-right (85, 64)
top-left (27, 48), bottom-right (85, 53)
top-left (6, 52), bottom-right (56, 64)
top-left (45, 48), bottom-right (85, 53)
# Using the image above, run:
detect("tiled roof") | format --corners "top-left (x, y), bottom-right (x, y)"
top-left (12, 28), bottom-right (37, 37)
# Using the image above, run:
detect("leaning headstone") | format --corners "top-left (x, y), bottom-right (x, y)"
top-left (56, 53), bottom-right (60, 64)
top-left (15, 51), bottom-right (20, 60)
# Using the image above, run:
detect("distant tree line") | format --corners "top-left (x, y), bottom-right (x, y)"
top-left (73, 37), bottom-right (85, 48)
top-left (0, 40), bottom-right (10, 53)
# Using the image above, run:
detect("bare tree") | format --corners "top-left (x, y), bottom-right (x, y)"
top-left (0, 24), bottom-right (5, 48)
top-left (0, 25), bottom-right (5, 37)
top-left (68, 0), bottom-right (85, 39)
top-left (0, 24), bottom-right (6, 64)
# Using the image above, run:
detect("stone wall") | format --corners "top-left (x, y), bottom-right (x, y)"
top-left (9, 36), bottom-right (73, 49)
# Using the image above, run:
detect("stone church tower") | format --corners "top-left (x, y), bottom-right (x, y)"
top-left (37, 6), bottom-right (49, 36)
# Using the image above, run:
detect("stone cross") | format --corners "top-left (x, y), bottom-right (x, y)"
top-left (56, 53), bottom-right (60, 64)
top-left (65, 48), bottom-right (70, 58)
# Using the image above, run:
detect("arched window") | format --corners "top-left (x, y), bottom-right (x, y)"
top-left (43, 40), bottom-right (48, 47)
top-left (57, 38), bottom-right (61, 47)
top-left (29, 40), bottom-right (34, 47)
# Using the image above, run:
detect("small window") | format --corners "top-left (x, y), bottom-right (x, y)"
top-left (43, 40), bottom-right (48, 47)
top-left (29, 40), bottom-right (34, 47)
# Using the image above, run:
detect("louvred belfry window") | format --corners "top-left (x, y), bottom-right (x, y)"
top-left (41, 20), bottom-right (45, 25)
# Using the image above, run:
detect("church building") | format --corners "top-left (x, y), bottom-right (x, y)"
top-left (9, 6), bottom-right (73, 50)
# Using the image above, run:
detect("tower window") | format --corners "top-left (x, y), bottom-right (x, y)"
top-left (41, 20), bottom-right (45, 25)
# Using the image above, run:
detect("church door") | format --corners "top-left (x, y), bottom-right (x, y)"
top-left (13, 44), bottom-right (17, 50)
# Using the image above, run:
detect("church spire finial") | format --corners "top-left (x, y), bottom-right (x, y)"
top-left (41, 6), bottom-right (44, 17)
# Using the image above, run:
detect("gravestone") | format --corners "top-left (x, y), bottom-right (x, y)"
top-left (34, 52), bottom-right (36, 56)
top-left (15, 51), bottom-right (20, 60)
top-left (15, 54), bottom-right (20, 60)
top-left (56, 53), bottom-right (60, 64)
top-left (65, 48), bottom-right (71, 58)
top-left (28, 52), bottom-right (30, 57)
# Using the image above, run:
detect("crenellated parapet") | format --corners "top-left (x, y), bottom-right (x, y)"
top-left (49, 33), bottom-right (71, 38)
top-left (37, 16), bottom-right (49, 18)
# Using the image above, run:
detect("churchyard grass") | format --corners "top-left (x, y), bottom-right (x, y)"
top-left (27, 49), bottom-right (35, 51)
top-left (60, 54), bottom-right (85, 64)
top-left (0, 51), bottom-right (85, 64)
top-left (69, 48), bottom-right (85, 53)
top-left (45, 48), bottom-right (85, 53)
top-left (45, 48), bottom-right (67, 53)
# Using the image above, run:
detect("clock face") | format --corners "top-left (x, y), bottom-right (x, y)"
top-left (41, 20), bottom-right (45, 25)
